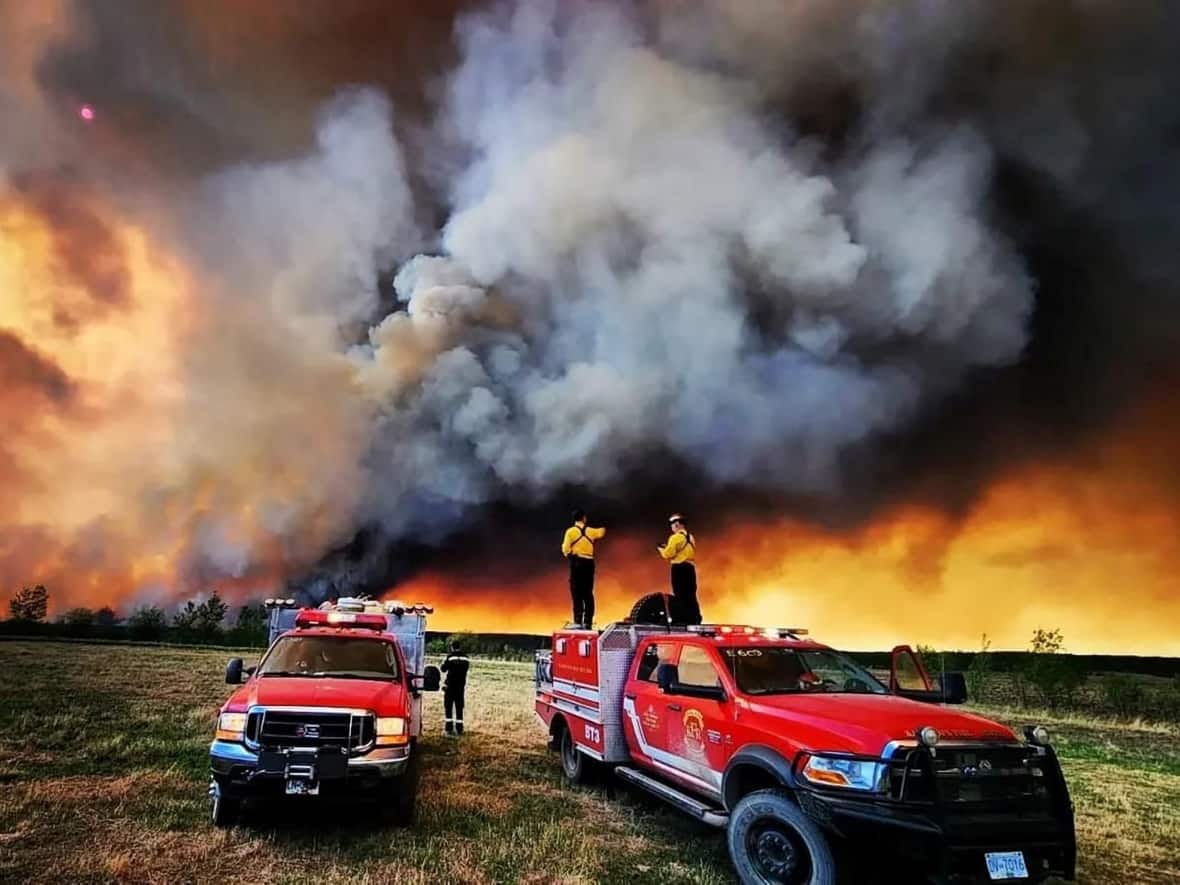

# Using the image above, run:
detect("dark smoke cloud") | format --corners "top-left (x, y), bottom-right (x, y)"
top-left (5, 0), bottom-right (1180, 605)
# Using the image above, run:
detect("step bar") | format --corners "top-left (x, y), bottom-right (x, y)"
top-left (614, 766), bottom-right (729, 828)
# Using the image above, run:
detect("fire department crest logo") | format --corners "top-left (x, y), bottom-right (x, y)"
top-left (682, 709), bottom-right (706, 760)
top-left (641, 705), bottom-right (660, 731)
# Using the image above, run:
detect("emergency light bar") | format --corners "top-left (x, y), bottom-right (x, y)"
top-left (687, 624), bottom-right (760, 637)
top-left (771, 627), bottom-right (810, 639)
top-left (382, 601), bottom-right (434, 617)
top-left (294, 609), bottom-right (387, 630)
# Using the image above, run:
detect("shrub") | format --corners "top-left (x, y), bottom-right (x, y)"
top-left (1020, 628), bottom-right (1087, 710)
top-left (1102, 674), bottom-right (1147, 719)
top-left (966, 634), bottom-right (993, 701)
top-left (9, 585), bottom-right (49, 622)
top-left (61, 607), bottom-right (96, 628)
top-left (1150, 678), bottom-right (1180, 724)
top-left (94, 607), bottom-right (119, 627)
top-left (128, 606), bottom-right (168, 641)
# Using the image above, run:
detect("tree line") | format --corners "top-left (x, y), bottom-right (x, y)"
top-left (3, 584), bottom-right (269, 646)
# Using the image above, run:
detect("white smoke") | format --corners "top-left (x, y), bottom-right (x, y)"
top-left (336, 0), bottom-right (1032, 540)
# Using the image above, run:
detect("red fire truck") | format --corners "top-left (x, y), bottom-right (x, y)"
top-left (535, 606), bottom-right (1075, 884)
top-left (209, 598), bottom-right (440, 827)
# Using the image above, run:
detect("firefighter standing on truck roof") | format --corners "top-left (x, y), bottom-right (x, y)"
top-left (659, 513), bottom-right (701, 625)
top-left (562, 509), bottom-right (606, 629)
top-left (441, 641), bottom-right (470, 735)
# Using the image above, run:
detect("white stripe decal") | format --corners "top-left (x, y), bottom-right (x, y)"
top-left (622, 698), bottom-right (722, 794)
top-left (552, 678), bottom-right (601, 702)
top-left (546, 697), bottom-right (603, 725)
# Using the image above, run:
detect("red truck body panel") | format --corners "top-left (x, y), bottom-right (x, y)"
top-left (536, 623), bottom-right (1018, 799)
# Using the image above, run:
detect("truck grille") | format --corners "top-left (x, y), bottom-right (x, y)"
top-left (246, 709), bottom-right (375, 754)
top-left (888, 745), bottom-right (1050, 804)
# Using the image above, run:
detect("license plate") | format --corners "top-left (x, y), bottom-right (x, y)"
top-left (285, 778), bottom-right (319, 796)
top-left (985, 851), bottom-right (1029, 880)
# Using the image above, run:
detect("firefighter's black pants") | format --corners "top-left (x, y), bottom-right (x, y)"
top-left (568, 555), bottom-right (595, 627)
top-left (670, 562), bottom-right (701, 625)
top-left (444, 687), bottom-right (465, 734)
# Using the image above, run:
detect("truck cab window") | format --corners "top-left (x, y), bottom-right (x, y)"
top-left (258, 636), bottom-right (399, 680)
top-left (677, 646), bottom-right (721, 688)
top-left (637, 643), bottom-right (676, 682)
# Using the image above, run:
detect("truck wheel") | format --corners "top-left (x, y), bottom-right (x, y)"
top-left (559, 725), bottom-right (594, 785)
top-left (728, 789), bottom-right (835, 885)
top-left (209, 778), bottom-right (240, 828)
top-left (382, 754), bottom-right (420, 827)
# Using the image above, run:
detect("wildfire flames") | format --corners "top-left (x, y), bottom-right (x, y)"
top-left (3, 1), bottom-right (1180, 655)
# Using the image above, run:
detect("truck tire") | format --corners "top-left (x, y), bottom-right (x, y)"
top-left (628, 592), bottom-right (671, 625)
top-left (559, 723), bottom-right (594, 785)
top-left (209, 778), bottom-right (240, 828)
top-left (382, 753), bottom-right (420, 827)
top-left (727, 789), bottom-right (835, 885)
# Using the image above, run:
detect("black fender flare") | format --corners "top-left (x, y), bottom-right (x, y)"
top-left (547, 712), bottom-right (569, 750)
top-left (722, 744), bottom-right (798, 810)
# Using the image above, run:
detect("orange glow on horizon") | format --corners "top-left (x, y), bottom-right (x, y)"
top-left (392, 405), bottom-right (1180, 656)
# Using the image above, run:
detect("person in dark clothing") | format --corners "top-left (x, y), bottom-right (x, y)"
top-left (441, 642), bottom-right (470, 735)
top-left (561, 509), bottom-right (606, 628)
top-left (658, 513), bottom-right (701, 625)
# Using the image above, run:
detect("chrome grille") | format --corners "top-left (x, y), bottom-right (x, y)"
top-left (246, 708), bottom-right (375, 754)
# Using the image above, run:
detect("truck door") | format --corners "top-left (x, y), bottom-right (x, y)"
top-left (625, 640), bottom-right (678, 763)
top-left (663, 644), bottom-right (730, 795)
top-left (890, 645), bottom-right (933, 692)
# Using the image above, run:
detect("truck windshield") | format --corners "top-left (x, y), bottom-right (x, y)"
top-left (258, 636), bottom-right (399, 681)
top-left (720, 647), bottom-right (885, 695)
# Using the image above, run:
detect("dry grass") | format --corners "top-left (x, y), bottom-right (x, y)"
top-left (0, 641), bottom-right (1176, 883)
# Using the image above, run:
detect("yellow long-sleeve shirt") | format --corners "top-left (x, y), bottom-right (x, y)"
top-left (659, 530), bottom-right (696, 564)
top-left (562, 524), bottom-right (606, 559)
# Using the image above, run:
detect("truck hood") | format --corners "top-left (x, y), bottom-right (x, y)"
top-left (745, 693), bottom-right (1017, 757)
top-left (225, 676), bottom-right (407, 715)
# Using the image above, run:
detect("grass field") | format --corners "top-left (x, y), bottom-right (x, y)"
top-left (1, 641), bottom-right (1177, 884)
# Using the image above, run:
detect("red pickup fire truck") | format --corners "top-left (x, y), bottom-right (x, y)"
top-left (209, 598), bottom-right (440, 827)
top-left (535, 607), bottom-right (1075, 884)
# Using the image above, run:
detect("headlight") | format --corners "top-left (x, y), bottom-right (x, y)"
top-left (918, 726), bottom-right (940, 748)
top-left (376, 716), bottom-right (408, 745)
top-left (800, 755), bottom-right (886, 791)
top-left (215, 712), bottom-right (247, 741)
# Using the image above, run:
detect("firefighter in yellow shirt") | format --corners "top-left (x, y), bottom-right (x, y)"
top-left (658, 513), bottom-right (701, 625)
top-left (562, 509), bottom-right (606, 628)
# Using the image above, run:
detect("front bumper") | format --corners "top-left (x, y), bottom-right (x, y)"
top-left (792, 744), bottom-right (1077, 883)
top-left (797, 789), bottom-right (1074, 882)
top-left (210, 740), bottom-right (410, 794)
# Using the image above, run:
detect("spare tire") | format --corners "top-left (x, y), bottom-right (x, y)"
top-left (628, 592), bottom-right (672, 625)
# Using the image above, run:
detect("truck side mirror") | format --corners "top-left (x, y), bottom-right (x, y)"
top-left (939, 671), bottom-right (968, 704)
top-left (657, 663), bottom-right (679, 693)
top-left (225, 657), bottom-right (244, 685)
top-left (422, 665), bottom-right (441, 692)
